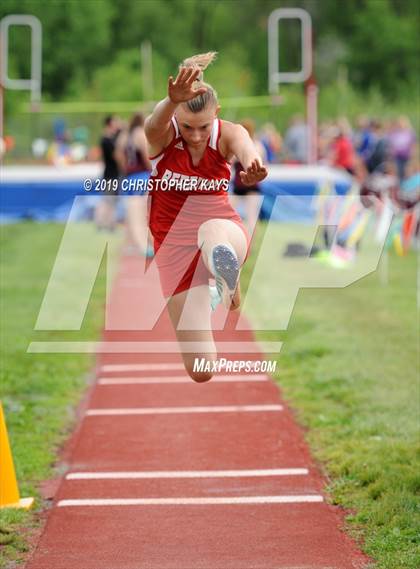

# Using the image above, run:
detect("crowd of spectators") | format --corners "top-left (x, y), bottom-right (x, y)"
top-left (258, 114), bottom-right (419, 210)
top-left (261, 115), bottom-right (417, 177)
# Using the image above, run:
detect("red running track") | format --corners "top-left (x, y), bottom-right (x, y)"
top-left (25, 253), bottom-right (371, 569)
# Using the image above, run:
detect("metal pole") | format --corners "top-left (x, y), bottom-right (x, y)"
top-left (306, 82), bottom-right (318, 164)
top-left (267, 10), bottom-right (279, 95)
top-left (0, 15), bottom-right (42, 102)
top-left (268, 8), bottom-right (314, 163)
top-left (0, 14), bottom-right (42, 160)
top-left (268, 8), bottom-right (312, 91)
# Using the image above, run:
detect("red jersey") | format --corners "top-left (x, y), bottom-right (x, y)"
top-left (332, 135), bottom-right (356, 171)
top-left (149, 117), bottom-right (241, 246)
top-left (147, 116), bottom-right (248, 297)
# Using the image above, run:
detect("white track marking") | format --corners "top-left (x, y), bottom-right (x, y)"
top-left (66, 468), bottom-right (309, 480)
top-left (101, 363), bottom-right (185, 372)
top-left (97, 374), bottom-right (269, 385)
top-left (28, 341), bottom-right (283, 354)
top-left (58, 495), bottom-right (323, 507)
top-left (86, 405), bottom-right (283, 416)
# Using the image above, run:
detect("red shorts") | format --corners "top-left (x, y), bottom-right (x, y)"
top-left (150, 193), bottom-right (249, 297)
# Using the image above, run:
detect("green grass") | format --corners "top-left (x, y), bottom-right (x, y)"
top-left (241, 222), bottom-right (419, 569)
top-left (0, 220), bottom-right (418, 568)
top-left (0, 222), bottom-right (120, 568)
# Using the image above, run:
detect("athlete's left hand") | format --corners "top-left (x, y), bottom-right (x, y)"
top-left (239, 159), bottom-right (268, 186)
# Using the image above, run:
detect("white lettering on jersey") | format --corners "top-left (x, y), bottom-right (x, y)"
top-left (158, 169), bottom-right (229, 192)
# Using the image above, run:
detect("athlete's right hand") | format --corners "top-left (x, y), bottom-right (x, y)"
top-left (168, 67), bottom-right (207, 104)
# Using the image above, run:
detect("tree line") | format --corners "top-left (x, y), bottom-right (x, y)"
top-left (1, 0), bottom-right (418, 107)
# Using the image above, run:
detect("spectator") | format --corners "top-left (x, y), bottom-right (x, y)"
top-left (328, 119), bottom-right (356, 176)
top-left (366, 120), bottom-right (390, 174)
top-left (388, 116), bottom-right (417, 182)
top-left (284, 115), bottom-right (308, 164)
top-left (317, 121), bottom-right (336, 162)
top-left (94, 114), bottom-right (122, 231)
top-left (115, 112), bottom-right (153, 257)
top-left (258, 122), bottom-right (282, 163)
top-left (354, 115), bottom-right (375, 167)
top-left (399, 156), bottom-right (420, 208)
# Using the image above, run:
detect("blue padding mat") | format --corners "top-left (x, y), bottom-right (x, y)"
top-left (1, 164), bottom-right (352, 223)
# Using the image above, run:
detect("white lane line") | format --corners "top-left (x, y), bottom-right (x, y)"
top-left (66, 468), bottom-right (309, 480)
top-left (101, 363), bottom-right (185, 372)
top-left (58, 495), bottom-right (324, 507)
top-left (86, 405), bottom-right (283, 416)
top-left (98, 374), bottom-right (269, 385)
top-left (28, 342), bottom-right (283, 354)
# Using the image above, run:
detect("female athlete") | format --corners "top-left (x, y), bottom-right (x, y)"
top-left (144, 52), bottom-right (267, 382)
top-left (115, 112), bottom-right (153, 257)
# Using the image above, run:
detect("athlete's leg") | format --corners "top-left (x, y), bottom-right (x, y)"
top-left (198, 218), bottom-right (248, 267)
top-left (197, 218), bottom-right (248, 309)
top-left (167, 285), bottom-right (217, 383)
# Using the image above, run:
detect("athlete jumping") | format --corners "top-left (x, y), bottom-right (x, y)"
top-left (144, 52), bottom-right (267, 382)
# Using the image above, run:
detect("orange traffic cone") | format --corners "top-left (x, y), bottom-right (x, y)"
top-left (0, 402), bottom-right (34, 509)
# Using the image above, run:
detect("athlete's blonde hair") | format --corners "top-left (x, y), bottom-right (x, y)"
top-left (179, 51), bottom-right (218, 113)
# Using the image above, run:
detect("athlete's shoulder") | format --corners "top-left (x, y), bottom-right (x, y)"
top-left (146, 118), bottom-right (178, 158)
top-left (219, 120), bottom-right (248, 142)
top-left (219, 119), bottom-right (241, 134)
top-left (219, 120), bottom-right (247, 158)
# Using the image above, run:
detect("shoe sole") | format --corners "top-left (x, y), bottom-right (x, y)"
top-left (212, 245), bottom-right (239, 309)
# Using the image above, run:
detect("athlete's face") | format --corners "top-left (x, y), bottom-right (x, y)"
top-left (176, 105), bottom-right (220, 148)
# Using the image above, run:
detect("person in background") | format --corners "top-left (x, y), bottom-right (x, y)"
top-left (258, 122), bottom-right (282, 163)
top-left (115, 112), bottom-right (153, 257)
top-left (53, 117), bottom-right (69, 144)
top-left (48, 117), bottom-right (72, 165)
top-left (94, 114), bottom-right (121, 231)
top-left (365, 120), bottom-right (390, 175)
top-left (354, 115), bottom-right (375, 169)
top-left (283, 115), bottom-right (309, 164)
top-left (317, 121), bottom-right (336, 162)
top-left (328, 118), bottom-right (357, 176)
top-left (399, 154), bottom-right (420, 208)
top-left (231, 119), bottom-right (265, 236)
top-left (388, 116), bottom-right (417, 182)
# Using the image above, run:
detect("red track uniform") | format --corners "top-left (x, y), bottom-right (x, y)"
top-left (149, 117), bottom-right (248, 296)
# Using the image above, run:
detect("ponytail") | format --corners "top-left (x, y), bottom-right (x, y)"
top-left (179, 51), bottom-right (218, 113)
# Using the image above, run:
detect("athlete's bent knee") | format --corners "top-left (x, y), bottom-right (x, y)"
top-left (187, 368), bottom-right (213, 383)
top-left (182, 354), bottom-right (216, 383)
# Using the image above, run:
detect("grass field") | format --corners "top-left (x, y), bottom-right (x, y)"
top-left (0, 221), bottom-right (418, 568)
top-left (0, 222), bottom-right (120, 567)
top-left (241, 222), bottom-right (419, 569)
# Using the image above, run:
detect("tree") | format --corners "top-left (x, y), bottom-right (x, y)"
top-left (348, 0), bottom-right (419, 97)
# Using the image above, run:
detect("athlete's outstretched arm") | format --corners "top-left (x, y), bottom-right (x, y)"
top-left (144, 98), bottom-right (178, 145)
top-left (224, 123), bottom-right (268, 186)
top-left (144, 67), bottom-right (206, 146)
